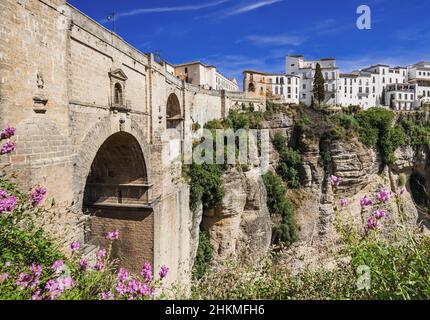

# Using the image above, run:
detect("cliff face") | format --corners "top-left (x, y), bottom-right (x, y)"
top-left (202, 168), bottom-right (272, 263)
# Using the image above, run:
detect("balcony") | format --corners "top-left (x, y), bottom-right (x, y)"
top-left (84, 182), bottom-right (154, 210)
top-left (109, 98), bottom-right (132, 112)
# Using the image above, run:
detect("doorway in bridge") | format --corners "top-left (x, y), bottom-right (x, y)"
top-left (83, 132), bottom-right (153, 274)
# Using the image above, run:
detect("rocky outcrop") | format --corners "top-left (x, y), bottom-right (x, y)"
top-left (330, 138), bottom-right (379, 197)
top-left (202, 167), bottom-right (272, 263)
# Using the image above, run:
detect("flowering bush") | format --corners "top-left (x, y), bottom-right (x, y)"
top-left (0, 127), bottom-right (16, 155)
top-left (0, 128), bottom-right (168, 300)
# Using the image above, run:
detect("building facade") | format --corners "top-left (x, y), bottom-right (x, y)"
top-left (283, 55), bottom-right (429, 111)
top-left (243, 70), bottom-right (300, 104)
top-left (172, 61), bottom-right (239, 92)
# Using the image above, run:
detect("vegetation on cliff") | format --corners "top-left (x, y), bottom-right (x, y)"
top-left (191, 184), bottom-right (430, 300)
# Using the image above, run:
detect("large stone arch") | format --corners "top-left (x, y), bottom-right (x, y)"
top-left (76, 116), bottom-right (154, 273)
top-left (73, 115), bottom-right (152, 210)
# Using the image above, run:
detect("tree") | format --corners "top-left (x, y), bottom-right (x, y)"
top-left (381, 89), bottom-right (386, 106)
top-left (313, 63), bottom-right (325, 107)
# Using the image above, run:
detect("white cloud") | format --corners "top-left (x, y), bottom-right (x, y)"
top-left (224, 0), bottom-right (283, 17)
top-left (100, 0), bottom-right (230, 22)
top-left (244, 34), bottom-right (306, 46)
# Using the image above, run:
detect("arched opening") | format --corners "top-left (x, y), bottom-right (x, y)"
top-left (83, 132), bottom-right (153, 273)
top-left (166, 93), bottom-right (183, 130)
top-left (248, 83), bottom-right (255, 92)
top-left (114, 83), bottom-right (123, 105)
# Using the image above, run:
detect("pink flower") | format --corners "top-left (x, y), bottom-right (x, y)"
top-left (29, 187), bottom-right (47, 207)
top-left (30, 263), bottom-right (42, 277)
top-left (377, 189), bottom-right (390, 203)
top-left (340, 198), bottom-right (349, 208)
top-left (0, 141), bottom-right (16, 154)
top-left (0, 272), bottom-right (9, 283)
top-left (159, 265), bottom-right (169, 279)
top-left (15, 273), bottom-right (31, 289)
top-left (374, 210), bottom-right (387, 220)
top-left (106, 229), bottom-right (119, 241)
top-left (97, 249), bottom-right (106, 259)
top-left (0, 195), bottom-right (17, 214)
top-left (79, 258), bottom-right (88, 271)
top-left (0, 190), bottom-right (7, 198)
top-left (70, 241), bottom-right (80, 252)
top-left (360, 196), bottom-right (373, 208)
top-left (367, 216), bottom-right (381, 231)
top-left (45, 277), bottom-right (74, 300)
top-left (32, 289), bottom-right (43, 301)
top-left (4, 261), bottom-right (11, 268)
top-left (0, 127), bottom-right (16, 140)
top-left (141, 262), bottom-right (153, 283)
top-left (118, 268), bottom-right (129, 282)
top-left (100, 291), bottom-right (115, 300)
top-left (51, 260), bottom-right (64, 274)
top-left (330, 175), bottom-right (341, 187)
top-left (93, 260), bottom-right (104, 271)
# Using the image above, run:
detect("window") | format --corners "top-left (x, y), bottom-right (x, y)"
top-left (185, 67), bottom-right (188, 74)
top-left (114, 83), bottom-right (123, 105)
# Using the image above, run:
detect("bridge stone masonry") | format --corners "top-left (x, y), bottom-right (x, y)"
top-left (0, 0), bottom-right (264, 284)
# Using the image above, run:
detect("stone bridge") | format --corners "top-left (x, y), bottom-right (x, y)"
top-left (0, 0), bottom-right (264, 283)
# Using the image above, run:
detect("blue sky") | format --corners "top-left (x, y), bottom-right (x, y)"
top-left (68, 0), bottom-right (429, 83)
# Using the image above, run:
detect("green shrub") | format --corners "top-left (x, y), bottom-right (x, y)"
top-left (263, 172), bottom-right (298, 245)
top-left (188, 163), bottom-right (224, 211)
top-left (272, 132), bottom-right (301, 189)
top-left (192, 231), bottom-right (214, 280)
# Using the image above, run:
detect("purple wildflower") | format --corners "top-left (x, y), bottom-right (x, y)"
top-left (32, 289), bottom-right (43, 301)
top-left (118, 268), bottom-right (129, 282)
top-left (29, 187), bottom-right (47, 207)
top-left (96, 248), bottom-right (106, 259)
top-left (51, 260), bottom-right (64, 274)
top-left (45, 276), bottom-right (74, 300)
top-left (340, 198), bottom-right (349, 208)
top-left (0, 272), bottom-right (9, 283)
top-left (141, 262), bottom-right (153, 283)
top-left (0, 127), bottom-right (16, 140)
top-left (377, 189), bottom-right (390, 203)
top-left (367, 216), bottom-right (381, 231)
top-left (15, 273), bottom-right (31, 289)
top-left (0, 195), bottom-right (17, 214)
top-left (93, 260), bottom-right (104, 271)
top-left (106, 228), bottom-right (119, 241)
top-left (330, 175), bottom-right (341, 187)
top-left (30, 263), bottom-right (43, 277)
top-left (0, 141), bottom-right (16, 155)
top-left (360, 196), bottom-right (373, 208)
top-left (100, 291), bottom-right (115, 300)
top-left (79, 258), bottom-right (88, 271)
top-left (159, 265), bottom-right (169, 279)
top-left (70, 241), bottom-right (80, 252)
top-left (374, 210), bottom-right (387, 220)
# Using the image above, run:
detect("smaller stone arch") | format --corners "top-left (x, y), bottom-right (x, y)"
top-left (166, 93), bottom-right (183, 130)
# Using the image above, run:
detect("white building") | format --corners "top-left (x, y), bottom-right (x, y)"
top-left (408, 61), bottom-right (430, 105)
top-left (284, 55), bottom-right (426, 110)
top-left (172, 61), bottom-right (239, 92)
top-left (286, 55), bottom-right (340, 106)
top-left (386, 83), bottom-right (418, 110)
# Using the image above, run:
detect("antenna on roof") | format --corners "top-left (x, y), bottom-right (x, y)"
top-left (106, 11), bottom-right (116, 33)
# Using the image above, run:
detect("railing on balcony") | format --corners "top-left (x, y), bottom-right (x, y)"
top-left (84, 182), bottom-right (153, 210)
